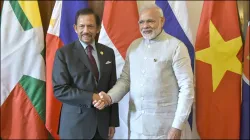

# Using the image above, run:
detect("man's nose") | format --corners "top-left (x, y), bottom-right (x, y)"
top-left (83, 26), bottom-right (89, 32)
top-left (142, 22), bottom-right (150, 28)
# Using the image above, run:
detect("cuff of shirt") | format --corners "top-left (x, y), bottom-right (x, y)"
top-left (108, 93), bottom-right (115, 104)
top-left (172, 117), bottom-right (185, 130)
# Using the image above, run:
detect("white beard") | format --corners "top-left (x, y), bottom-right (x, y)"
top-left (141, 28), bottom-right (162, 40)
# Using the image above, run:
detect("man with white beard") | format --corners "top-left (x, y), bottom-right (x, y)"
top-left (94, 4), bottom-right (194, 139)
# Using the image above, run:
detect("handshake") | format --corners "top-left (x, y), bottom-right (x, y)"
top-left (92, 91), bottom-right (112, 110)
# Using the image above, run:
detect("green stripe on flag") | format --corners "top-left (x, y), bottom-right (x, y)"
top-left (9, 1), bottom-right (33, 31)
top-left (19, 75), bottom-right (46, 122)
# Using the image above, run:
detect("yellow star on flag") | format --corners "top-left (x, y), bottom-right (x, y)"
top-left (49, 18), bottom-right (56, 27)
top-left (196, 20), bottom-right (242, 92)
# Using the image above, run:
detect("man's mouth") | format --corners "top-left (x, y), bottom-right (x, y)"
top-left (142, 30), bottom-right (152, 34)
top-left (82, 34), bottom-right (92, 38)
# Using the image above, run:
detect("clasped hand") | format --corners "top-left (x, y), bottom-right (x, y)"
top-left (92, 91), bottom-right (111, 110)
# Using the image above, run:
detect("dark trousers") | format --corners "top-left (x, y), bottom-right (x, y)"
top-left (92, 129), bottom-right (105, 140)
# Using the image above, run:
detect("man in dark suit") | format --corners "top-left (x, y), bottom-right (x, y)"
top-left (52, 8), bottom-right (119, 139)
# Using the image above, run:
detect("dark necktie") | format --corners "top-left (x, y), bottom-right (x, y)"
top-left (87, 45), bottom-right (99, 81)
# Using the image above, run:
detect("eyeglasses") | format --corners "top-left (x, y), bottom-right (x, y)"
top-left (138, 19), bottom-right (156, 25)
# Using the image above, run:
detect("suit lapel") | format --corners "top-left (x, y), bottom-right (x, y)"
top-left (96, 43), bottom-right (104, 79)
top-left (73, 41), bottom-right (95, 77)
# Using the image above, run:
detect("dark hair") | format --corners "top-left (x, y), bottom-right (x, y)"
top-left (75, 8), bottom-right (101, 27)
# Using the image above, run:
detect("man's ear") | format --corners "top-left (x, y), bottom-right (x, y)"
top-left (161, 17), bottom-right (165, 27)
top-left (97, 25), bottom-right (101, 33)
top-left (73, 24), bottom-right (77, 33)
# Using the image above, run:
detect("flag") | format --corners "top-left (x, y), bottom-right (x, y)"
top-left (1, 1), bottom-right (47, 139)
top-left (99, 1), bottom-right (195, 138)
top-left (46, 1), bottom-right (88, 139)
top-left (195, 1), bottom-right (243, 139)
top-left (98, 1), bottom-right (141, 139)
top-left (156, 1), bottom-right (194, 68)
top-left (240, 21), bottom-right (250, 139)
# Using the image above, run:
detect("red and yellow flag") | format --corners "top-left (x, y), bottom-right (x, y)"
top-left (195, 1), bottom-right (243, 139)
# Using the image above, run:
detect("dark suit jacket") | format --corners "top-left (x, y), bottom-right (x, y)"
top-left (52, 40), bottom-right (119, 139)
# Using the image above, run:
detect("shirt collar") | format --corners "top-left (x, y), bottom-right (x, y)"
top-left (79, 40), bottom-right (96, 51)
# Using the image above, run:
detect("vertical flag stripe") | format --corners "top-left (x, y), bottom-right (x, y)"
top-left (59, 1), bottom-right (88, 44)
top-left (18, 1), bottom-right (42, 27)
top-left (242, 75), bottom-right (249, 85)
top-left (45, 2), bottom-right (64, 138)
top-left (47, 1), bottom-right (62, 36)
top-left (167, 1), bottom-right (193, 44)
top-left (156, 0), bottom-right (195, 69)
top-left (242, 22), bottom-right (249, 81)
top-left (46, 34), bottom-right (64, 139)
top-left (19, 75), bottom-right (46, 121)
top-left (9, 1), bottom-right (32, 30)
top-left (102, 1), bottom-right (141, 59)
top-left (241, 82), bottom-right (250, 138)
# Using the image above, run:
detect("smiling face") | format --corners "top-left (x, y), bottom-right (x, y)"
top-left (74, 14), bottom-right (100, 44)
top-left (138, 8), bottom-right (165, 40)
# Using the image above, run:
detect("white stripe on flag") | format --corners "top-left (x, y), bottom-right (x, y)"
top-left (168, 1), bottom-right (193, 45)
top-left (47, 1), bottom-right (62, 36)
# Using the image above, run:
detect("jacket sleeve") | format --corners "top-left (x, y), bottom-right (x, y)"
top-left (108, 50), bottom-right (120, 127)
top-left (171, 42), bottom-right (194, 130)
top-left (108, 49), bottom-right (131, 103)
top-left (52, 49), bottom-right (93, 108)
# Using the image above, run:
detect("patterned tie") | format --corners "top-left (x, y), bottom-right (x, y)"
top-left (87, 45), bottom-right (99, 81)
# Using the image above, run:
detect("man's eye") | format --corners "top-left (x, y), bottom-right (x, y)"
top-left (138, 20), bottom-right (155, 25)
top-left (138, 20), bottom-right (145, 24)
top-left (147, 20), bottom-right (155, 23)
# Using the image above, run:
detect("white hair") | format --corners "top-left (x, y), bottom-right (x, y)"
top-left (139, 4), bottom-right (164, 17)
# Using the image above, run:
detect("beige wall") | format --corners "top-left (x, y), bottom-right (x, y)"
top-left (187, 1), bottom-right (203, 44)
